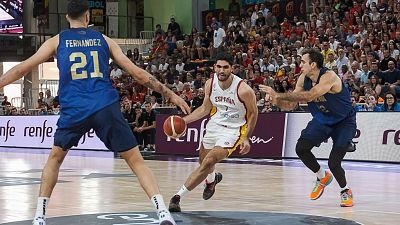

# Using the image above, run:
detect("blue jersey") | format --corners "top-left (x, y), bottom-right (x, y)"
top-left (304, 67), bottom-right (355, 126)
top-left (56, 28), bottom-right (119, 128)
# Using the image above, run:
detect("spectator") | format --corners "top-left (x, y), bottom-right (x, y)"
top-left (1, 96), bottom-right (11, 106)
top-left (132, 106), bottom-right (145, 149)
top-left (381, 92), bottom-right (400, 111)
top-left (228, 0), bottom-right (240, 17)
top-left (191, 87), bottom-right (204, 111)
top-left (382, 60), bottom-right (400, 93)
top-left (175, 58), bottom-right (185, 74)
top-left (43, 90), bottom-right (54, 107)
top-left (167, 17), bottom-right (181, 39)
top-left (140, 102), bottom-right (157, 151)
top-left (154, 24), bottom-right (166, 37)
top-left (110, 63), bottom-right (123, 79)
top-left (212, 22), bottom-right (226, 59)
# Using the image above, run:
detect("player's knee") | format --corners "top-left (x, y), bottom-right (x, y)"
top-left (295, 139), bottom-right (314, 157)
top-left (328, 158), bottom-right (341, 171)
top-left (200, 157), bottom-right (218, 171)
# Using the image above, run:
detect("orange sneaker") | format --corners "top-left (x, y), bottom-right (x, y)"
top-left (340, 188), bottom-right (354, 207)
top-left (310, 171), bottom-right (333, 200)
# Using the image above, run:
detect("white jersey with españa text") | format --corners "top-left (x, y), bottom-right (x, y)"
top-left (208, 73), bottom-right (247, 128)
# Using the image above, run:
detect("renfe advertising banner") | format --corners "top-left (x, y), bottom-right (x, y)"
top-left (0, 116), bottom-right (107, 150)
top-left (284, 113), bottom-right (400, 162)
top-left (155, 114), bottom-right (286, 158)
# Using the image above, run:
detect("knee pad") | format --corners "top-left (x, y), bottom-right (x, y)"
top-left (295, 138), bottom-right (315, 156)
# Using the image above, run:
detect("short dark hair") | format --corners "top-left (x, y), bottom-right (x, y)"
top-left (215, 52), bottom-right (233, 66)
top-left (302, 48), bottom-right (324, 69)
top-left (67, 0), bottom-right (89, 19)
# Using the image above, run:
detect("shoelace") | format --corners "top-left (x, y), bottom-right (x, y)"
top-left (341, 191), bottom-right (350, 201)
top-left (312, 180), bottom-right (321, 192)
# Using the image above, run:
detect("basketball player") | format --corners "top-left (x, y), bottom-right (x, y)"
top-left (168, 52), bottom-right (258, 212)
top-left (259, 48), bottom-right (356, 207)
top-left (0, 1), bottom-right (190, 225)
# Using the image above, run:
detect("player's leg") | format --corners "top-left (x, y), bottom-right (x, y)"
top-left (93, 102), bottom-right (176, 224)
top-left (296, 119), bottom-right (333, 200)
top-left (185, 147), bottom-right (227, 190)
top-left (33, 146), bottom-right (68, 225)
top-left (330, 116), bottom-right (356, 207)
top-left (33, 121), bottom-right (90, 225)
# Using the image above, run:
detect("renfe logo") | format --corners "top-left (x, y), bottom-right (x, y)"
top-left (382, 130), bottom-right (400, 145)
top-left (0, 120), bottom-right (15, 142)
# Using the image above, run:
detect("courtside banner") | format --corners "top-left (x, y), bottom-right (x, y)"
top-left (284, 113), bottom-right (400, 162)
top-left (0, 116), bottom-right (107, 150)
top-left (155, 113), bottom-right (286, 158)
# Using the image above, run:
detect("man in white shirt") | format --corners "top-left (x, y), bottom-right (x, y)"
top-left (212, 23), bottom-right (226, 58)
top-left (350, 61), bottom-right (362, 83)
top-left (175, 58), bottom-right (185, 74)
top-left (110, 63), bottom-right (123, 79)
top-left (158, 57), bottom-right (169, 74)
top-left (329, 35), bottom-right (339, 51)
top-left (335, 48), bottom-right (349, 76)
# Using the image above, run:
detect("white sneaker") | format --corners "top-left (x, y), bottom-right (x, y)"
top-left (158, 210), bottom-right (177, 225)
top-left (32, 217), bottom-right (46, 225)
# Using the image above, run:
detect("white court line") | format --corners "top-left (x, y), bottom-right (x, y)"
top-left (0, 7), bottom-right (13, 21)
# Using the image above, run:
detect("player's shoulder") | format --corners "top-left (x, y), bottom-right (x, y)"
top-left (322, 69), bottom-right (340, 82)
top-left (237, 79), bottom-right (254, 97)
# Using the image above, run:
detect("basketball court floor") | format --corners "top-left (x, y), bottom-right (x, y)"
top-left (0, 147), bottom-right (399, 225)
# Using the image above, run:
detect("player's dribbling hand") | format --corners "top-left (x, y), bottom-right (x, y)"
top-left (239, 138), bottom-right (251, 155)
top-left (169, 95), bottom-right (191, 114)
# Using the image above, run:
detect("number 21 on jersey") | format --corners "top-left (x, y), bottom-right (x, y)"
top-left (70, 51), bottom-right (103, 80)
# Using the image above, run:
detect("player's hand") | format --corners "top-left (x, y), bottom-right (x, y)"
top-left (239, 138), bottom-right (251, 155)
top-left (259, 85), bottom-right (275, 95)
top-left (259, 85), bottom-right (278, 105)
top-left (170, 94), bottom-right (191, 114)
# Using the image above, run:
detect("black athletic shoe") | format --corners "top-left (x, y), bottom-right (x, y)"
top-left (168, 195), bottom-right (181, 212)
top-left (203, 172), bottom-right (223, 200)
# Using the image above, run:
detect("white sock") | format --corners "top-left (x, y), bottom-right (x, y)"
top-left (341, 186), bottom-right (349, 192)
top-left (176, 185), bottom-right (190, 197)
top-left (206, 171), bottom-right (216, 184)
top-left (151, 194), bottom-right (167, 212)
top-left (34, 197), bottom-right (49, 219)
top-left (316, 168), bottom-right (325, 180)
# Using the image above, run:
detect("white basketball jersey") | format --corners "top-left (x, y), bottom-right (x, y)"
top-left (209, 73), bottom-right (247, 128)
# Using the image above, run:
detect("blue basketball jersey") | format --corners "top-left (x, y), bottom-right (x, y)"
top-left (303, 67), bottom-right (355, 126)
top-left (56, 28), bottom-right (119, 128)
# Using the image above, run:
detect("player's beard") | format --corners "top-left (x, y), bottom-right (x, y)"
top-left (218, 72), bottom-right (231, 81)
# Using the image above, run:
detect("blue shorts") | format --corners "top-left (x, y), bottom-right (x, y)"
top-left (299, 115), bottom-right (357, 149)
top-left (54, 101), bottom-right (138, 152)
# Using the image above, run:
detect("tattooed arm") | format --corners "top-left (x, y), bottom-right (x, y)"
top-left (105, 35), bottom-right (190, 113)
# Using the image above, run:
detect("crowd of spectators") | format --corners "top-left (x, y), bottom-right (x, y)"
top-left (4, 0), bottom-right (400, 150)
top-left (122, 0), bottom-right (400, 116)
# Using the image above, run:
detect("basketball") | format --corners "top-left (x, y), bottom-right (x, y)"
top-left (163, 115), bottom-right (187, 139)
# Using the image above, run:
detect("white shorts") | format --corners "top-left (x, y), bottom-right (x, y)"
top-left (202, 122), bottom-right (246, 155)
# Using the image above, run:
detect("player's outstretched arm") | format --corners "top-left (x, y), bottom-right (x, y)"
top-left (104, 35), bottom-right (190, 114)
top-left (259, 84), bottom-right (299, 111)
top-left (0, 36), bottom-right (58, 89)
top-left (275, 72), bottom-right (336, 102)
top-left (238, 82), bottom-right (258, 155)
top-left (183, 79), bottom-right (213, 124)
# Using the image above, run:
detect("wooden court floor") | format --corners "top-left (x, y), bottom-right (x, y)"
top-left (0, 148), bottom-right (399, 225)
